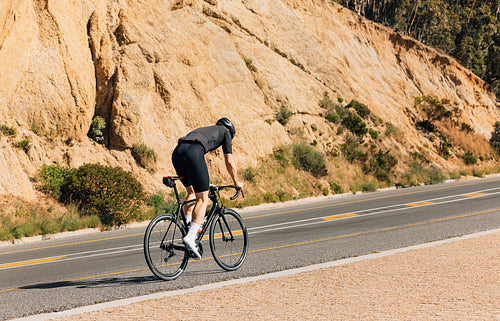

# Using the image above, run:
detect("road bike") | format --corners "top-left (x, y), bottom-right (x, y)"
top-left (144, 176), bottom-right (248, 280)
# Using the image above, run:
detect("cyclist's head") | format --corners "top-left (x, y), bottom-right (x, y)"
top-left (216, 117), bottom-right (235, 139)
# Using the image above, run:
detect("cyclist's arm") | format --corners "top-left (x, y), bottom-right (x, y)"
top-left (224, 153), bottom-right (243, 190)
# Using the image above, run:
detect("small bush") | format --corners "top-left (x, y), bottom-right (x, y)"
top-left (14, 139), bottom-right (31, 153)
top-left (368, 150), bottom-right (397, 183)
top-left (243, 167), bottom-right (258, 183)
top-left (146, 191), bottom-right (176, 217)
top-left (416, 120), bottom-right (437, 133)
top-left (38, 165), bottom-right (75, 199)
top-left (244, 57), bottom-right (257, 72)
top-left (368, 128), bottom-right (379, 139)
top-left (341, 134), bottom-right (367, 163)
top-left (414, 96), bottom-right (453, 121)
top-left (88, 116), bottom-right (106, 143)
top-left (292, 143), bottom-right (327, 176)
top-left (0, 125), bottom-right (16, 137)
top-left (330, 182), bottom-right (344, 194)
top-left (461, 122), bottom-right (473, 133)
top-left (132, 143), bottom-right (157, 171)
top-left (438, 140), bottom-right (451, 159)
top-left (319, 92), bottom-right (335, 109)
top-left (423, 164), bottom-right (447, 185)
top-left (347, 100), bottom-right (370, 119)
top-left (342, 112), bottom-right (367, 136)
top-left (325, 108), bottom-right (340, 123)
top-left (462, 151), bottom-right (478, 165)
top-left (276, 105), bottom-right (293, 125)
top-left (273, 147), bottom-right (289, 167)
top-left (490, 121), bottom-right (500, 154)
top-left (60, 164), bottom-right (144, 227)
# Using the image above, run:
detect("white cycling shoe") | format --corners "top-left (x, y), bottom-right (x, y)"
top-left (183, 235), bottom-right (202, 260)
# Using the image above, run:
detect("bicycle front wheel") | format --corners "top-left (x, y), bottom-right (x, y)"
top-left (144, 213), bottom-right (189, 280)
top-left (209, 208), bottom-right (248, 271)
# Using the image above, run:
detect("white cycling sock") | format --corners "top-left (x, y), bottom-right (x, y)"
top-left (185, 215), bottom-right (192, 224)
top-left (187, 222), bottom-right (200, 240)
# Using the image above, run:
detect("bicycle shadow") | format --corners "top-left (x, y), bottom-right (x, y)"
top-left (18, 268), bottom-right (227, 290)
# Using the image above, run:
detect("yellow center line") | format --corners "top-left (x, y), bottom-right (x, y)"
top-left (322, 213), bottom-right (359, 221)
top-left (0, 256), bottom-right (66, 269)
top-left (202, 231), bottom-right (244, 240)
top-left (2, 208), bottom-right (498, 294)
top-left (462, 193), bottom-right (486, 197)
top-left (405, 201), bottom-right (434, 207)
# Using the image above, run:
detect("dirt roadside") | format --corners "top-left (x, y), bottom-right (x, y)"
top-left (47, 229), bottom-right (499, 321)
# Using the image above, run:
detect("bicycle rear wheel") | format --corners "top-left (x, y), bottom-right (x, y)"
top-left (209, 208), bottom-right (248, 271)
top-left (144, 213), bottom-right (189, 280)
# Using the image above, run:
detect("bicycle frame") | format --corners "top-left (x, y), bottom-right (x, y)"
top-left (168, 177), bottom-right (226, 243)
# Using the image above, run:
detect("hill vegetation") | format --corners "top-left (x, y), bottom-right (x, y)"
top-left (332, 0), bottom-right (500, 96)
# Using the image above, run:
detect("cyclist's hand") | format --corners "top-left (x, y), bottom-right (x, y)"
top-left (235, 180), bottom-right (244, 191)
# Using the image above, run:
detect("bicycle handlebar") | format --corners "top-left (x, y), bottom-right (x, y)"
top-left (211, 184), bottom-right (244, 200)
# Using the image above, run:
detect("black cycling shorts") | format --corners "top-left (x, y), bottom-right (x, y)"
top-left (171, 143), bottom-right (209, 193)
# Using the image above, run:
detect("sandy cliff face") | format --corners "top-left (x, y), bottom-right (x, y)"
top-left (0, 0), bottom-right (498, 200)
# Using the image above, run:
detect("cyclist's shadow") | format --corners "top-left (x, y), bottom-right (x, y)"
top-left (20, 268), bottom-right (227, 290)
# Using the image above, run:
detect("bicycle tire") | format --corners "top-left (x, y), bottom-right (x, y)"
top-left (209, 208), bottom-right (248, 271)
top-left (144, 213), bottom-right (189, 280)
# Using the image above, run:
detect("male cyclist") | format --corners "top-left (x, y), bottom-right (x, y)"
top-left (172, 117), bottom-right (244, 259)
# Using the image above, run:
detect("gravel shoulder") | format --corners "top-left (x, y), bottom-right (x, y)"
top-left (44, 229), bottom-right (499, 321)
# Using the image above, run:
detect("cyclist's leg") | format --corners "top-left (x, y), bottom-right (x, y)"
top-left (176, 143), bottom-right (210, 259)
top-left (172, 144), bottom-right (197, 223)
top-left (182, 186), bottom-right (196, 223)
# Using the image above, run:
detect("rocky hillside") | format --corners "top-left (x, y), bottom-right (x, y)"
top-left (0, 0), bottom-right (498, 201)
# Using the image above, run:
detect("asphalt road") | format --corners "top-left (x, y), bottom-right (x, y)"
top-left (1, 176), bottom-right (499, 320)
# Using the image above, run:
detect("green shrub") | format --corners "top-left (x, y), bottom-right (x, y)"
top-left (368, 128), bottom-right (379, 139)
top-left (461, 122), bottom-right (473, 133)
top-left (325, 108), bottom-right (340, 123)
top-left (319, 92), bottom-right (335, 109)
top-left (414, 96), bottom-right (453, 121)
top-left (292, 143), bottom-right (327, 176)
top-left (14, 139), bottom-right (31, 153)
top-left (273, 147), bottom-right (289, 167)
top-left (342, 112), bottom-right (367, 136)
top-left (60, 164), bottom-right (144, 226)
top-left (361, 182), bottom-right (377, 192)
top-left (367, 150), bottom-right (397, 183)
top-left (0, 125), bottom-right (16, 137)
top-left (243, 167), bottom-right (258, 183)
top-left (330, 182), bottom-right (344, 194)
top-left (244, 57), bottom-right (257, 72)
top-left (490, 121), bottom-right (500, 154)
top-left (88, 116), bottom-right (106, 143)
top-left (132, 143), bottom-right (157, 171)
top-left (276, 105), bottom-right (293, 125)
top-left (146, 191), bottom-right (175, 217)
top-left (38, 164), bottom-right (75, 199)
top-left (263, 191), bottom-right (279, 203)
top-left (416, 120), bottom-right (437, 133)
top-left (438, 140), bottom-right (451, 159)
top-left (341, 134), bottom-right (367, 163)
top-left (423, 165), bottom-right (447, 185)
top-left (462, 151), bottom-right (478, 165)
top-left (347, 100), bottom-right (370, 119)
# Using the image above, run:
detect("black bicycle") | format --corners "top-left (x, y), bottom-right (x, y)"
top-left (144, 176), bottom-right (249, 280)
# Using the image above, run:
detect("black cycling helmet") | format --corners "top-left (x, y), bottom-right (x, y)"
top-left (216, 117), bottom-right (235, 139)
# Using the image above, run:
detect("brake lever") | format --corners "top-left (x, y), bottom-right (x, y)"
top-left (229, 187), bottom-right (244, 200)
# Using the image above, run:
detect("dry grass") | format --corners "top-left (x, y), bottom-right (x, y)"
top-left (441, 120), bottom-right (493, 159)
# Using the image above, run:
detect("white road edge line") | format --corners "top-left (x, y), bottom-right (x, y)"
top-left (11, 228), bottom-right (500, 321)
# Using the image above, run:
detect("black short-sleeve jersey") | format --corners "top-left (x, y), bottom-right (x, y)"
top-left (178, 125), bottom-right (232, 154)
